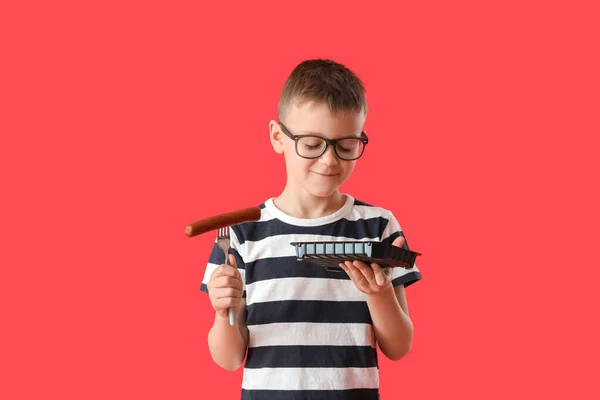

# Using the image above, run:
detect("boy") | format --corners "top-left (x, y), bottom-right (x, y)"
top-left (200, 59), bottom-right (422, 399)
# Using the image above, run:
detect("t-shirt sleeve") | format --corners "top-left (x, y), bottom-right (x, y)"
top-left (380, 211), bottom-right (422, 288)
top-left (200, 227), bottom-right (246, 298)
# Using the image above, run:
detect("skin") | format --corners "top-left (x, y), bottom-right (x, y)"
top-left (206, 100), bottom-right (413, 370)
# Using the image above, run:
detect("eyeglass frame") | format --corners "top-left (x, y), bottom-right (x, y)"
top-left (278, 121), bottom-right (369, 161)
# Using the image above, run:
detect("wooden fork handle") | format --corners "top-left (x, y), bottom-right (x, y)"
top-left (185, 207), bottom-right (262, 237)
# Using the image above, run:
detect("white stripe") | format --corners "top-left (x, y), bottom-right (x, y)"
top-left (202, 262), bottom-right (246, 288)
top-left (262, 202), bottom-right (390, 223)
top-left (244, 234), bottom-right (379, 263)
top-left (391, 263), bottom-right (420, 280)
top-left (350, 205), bottom-right (393, 221)
top-left (246, 277), bottom-right (365, 304)
top-left (248, 322), bottom-right (375, 348)
top-left (242, 367), bottom-right (379, 390)
top-left (256, 211), bottom-right (276, 222)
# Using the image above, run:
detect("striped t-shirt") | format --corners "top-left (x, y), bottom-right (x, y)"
top-left (201, 194), bottom-right (422, 400)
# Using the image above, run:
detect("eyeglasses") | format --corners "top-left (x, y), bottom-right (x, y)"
top-left (279, 122), bottom-right (368, 161)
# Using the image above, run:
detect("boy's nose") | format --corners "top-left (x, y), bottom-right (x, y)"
top-left (318, 145), bottom-right (339, 165)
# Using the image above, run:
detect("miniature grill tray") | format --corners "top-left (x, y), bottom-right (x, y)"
top-left (290, 241), bottom-right (421, 272)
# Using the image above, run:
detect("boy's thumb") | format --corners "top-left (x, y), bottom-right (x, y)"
top-left (392, 236), bottom-right (405, 248)
top-left (228, 254), bottom-right (237, 267)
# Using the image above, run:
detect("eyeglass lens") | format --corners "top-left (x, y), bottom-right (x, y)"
top-left (297, 136), bottom-right (364, 160)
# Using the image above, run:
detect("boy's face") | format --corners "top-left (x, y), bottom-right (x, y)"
top-left (270, 101), bottom-right (366, 198)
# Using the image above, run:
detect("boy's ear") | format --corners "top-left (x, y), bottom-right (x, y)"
top-left (269, 120), bottom-right (284, 154)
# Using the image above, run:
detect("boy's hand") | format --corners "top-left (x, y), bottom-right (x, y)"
top-left (339, 236), bottom-right (405, 295)
top-left (207, 254), bottom-right (243, 319)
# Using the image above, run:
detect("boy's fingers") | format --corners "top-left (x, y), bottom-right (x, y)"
top-left (214, 287), bottom-right (242, 300)
top-left (353, 261), bottom-right (377, 287)
top-left (211, 264), bottom-right (241, 279)
top-left (339, 262), bottom-right (349, 274)
top-left (371, 263), bottom-right (387, 286)
top-left (228, 254), bottom-right (237, 267)
top-left (215, 297), bottom-right (241, 310)
top-left (391, 236), bottom-right (405, 248)
top-left (340, 263), bottom-right (359, 286)
top-left (341, 261), bottom-right (353, 276)
top-left (347, 261), bottom-right (370, 288)
top-left (210, 275), bottom-right (243, 290)
top-left (340, 261), bottom-right (353, 277)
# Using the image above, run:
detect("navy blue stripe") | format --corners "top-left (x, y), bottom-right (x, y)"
top-left (207, 242), bottom-right (245, 270)
top-left (246, 300), bottom-right (372, 325)
top-left (241, 389), bottom-right (380, 400)
top-left (392, 271), bottom-right (422, 288)
top-left (353, 198), bottom-right (374, 207)
top-left (245, 345), bottom-right (377, 369)
top-left (245, 256), bottom-right (352, 285)
top-left (235, 217), bottom-right (388, 245)
top-left (199, 283), bottom-right (246, 298)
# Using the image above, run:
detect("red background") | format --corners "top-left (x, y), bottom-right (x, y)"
top-left (1, 1), bottom-right (599, 399)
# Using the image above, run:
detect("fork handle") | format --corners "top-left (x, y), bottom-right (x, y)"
top-left (224, 252), bottom-right (237, 327)
top-left (228, 307), bottom-right (236, 326)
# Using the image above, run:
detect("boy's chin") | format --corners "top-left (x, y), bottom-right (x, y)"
top-left (304, 184), bottom-right (342, 198)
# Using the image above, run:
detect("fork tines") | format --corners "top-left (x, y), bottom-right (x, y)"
top-left (217, 226), bottom-right (230, 238)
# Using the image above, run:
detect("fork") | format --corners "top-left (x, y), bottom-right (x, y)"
top-left (216, 226), bottom-right (236, 326)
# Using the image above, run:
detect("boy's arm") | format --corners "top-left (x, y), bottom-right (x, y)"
top-left (341, 256), bottom-right (415, 361)
top-left (365, 283), bottom-right (413, 361)
top-left (370, 210), bottom-right (422, 360)
top-left (207, 298), bottom-right (249, 371)
top-left (202, 227), bottom-right (249, 371)
top-left (340, 233), bottom-right (420, 362)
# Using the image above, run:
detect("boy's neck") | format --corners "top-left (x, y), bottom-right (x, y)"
top-left (273, 187), bottom-right (347, 220)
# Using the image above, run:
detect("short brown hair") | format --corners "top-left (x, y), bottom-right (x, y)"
top-left (278, 59), bottom-right (368, 120)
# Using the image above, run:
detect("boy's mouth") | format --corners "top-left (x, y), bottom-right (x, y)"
top-left (311, 171), bottom-right (340, 177)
